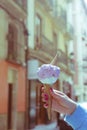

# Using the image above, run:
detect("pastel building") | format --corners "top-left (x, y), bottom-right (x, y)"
top-left (0, 0), bottom-right (27, 130)
top-left (71, 0), bottom-right (87, 102)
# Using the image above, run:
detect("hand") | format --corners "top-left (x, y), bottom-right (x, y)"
top-left (42, 88), bottom-right (77, 115)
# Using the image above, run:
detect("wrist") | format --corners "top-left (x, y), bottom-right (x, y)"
top-left (68, 101), bottom-right (77, 115)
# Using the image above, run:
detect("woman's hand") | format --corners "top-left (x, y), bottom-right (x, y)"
top-left (42, 87), bottom-right (77, 115)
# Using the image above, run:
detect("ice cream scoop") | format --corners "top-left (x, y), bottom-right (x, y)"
top-left (37, 63), bottom-right (60, 120)
top-left (37, 64), bottom-right (60, 84)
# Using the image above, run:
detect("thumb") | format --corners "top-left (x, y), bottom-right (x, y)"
top-left (50, 88), bottom-right (60, 101)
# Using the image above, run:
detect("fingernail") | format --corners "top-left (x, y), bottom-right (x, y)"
top-left (41, 85), bottom-right (44, 88)
top-left (45, 96), bottom-right (48, 100)
top-left (41, 86), bottom-right (44, 91)
top-left (44, 94), bottom-right (48, 97)
top-left (45, 103), bottom-right (48, 106)
top-left (44, 103), bottom-right (48, 108)
top-left (50, 88), bottom-right (53, 92)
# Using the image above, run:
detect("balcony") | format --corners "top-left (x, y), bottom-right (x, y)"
top-left (35, 35), bottom-right (69, 67)
top-left (13, 0), bottom-right (27, 12)
top-left (57, 49), bottom-right (68, 67)
top-left (82, 59), bottom-right (87, 72)
top-left (34, 35), bottom-right (57, 63)
top-left (0, 0), bottom-right (27, 20)
top-left (40, 35), bottom-right (57, 57)
top-left (37, 0), bottom-right (67, 30)
top-left (82, 66), bottom-right (87, 72)
top-left (68, 59), bottom-right (75, 73)
top-left (37, 0), bottom-right (53, 11)
top-left (55, 8), bottom-right (67, 30)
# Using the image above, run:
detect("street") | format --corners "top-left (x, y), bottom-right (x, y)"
top-left (32, 122), bottom-right (59, 130)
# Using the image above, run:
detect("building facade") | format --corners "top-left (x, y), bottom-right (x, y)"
top-left (0, 0), bottom-right (27, 130)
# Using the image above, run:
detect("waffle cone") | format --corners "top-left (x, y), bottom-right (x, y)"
top-left (44, 84), bottom-right (52, 120)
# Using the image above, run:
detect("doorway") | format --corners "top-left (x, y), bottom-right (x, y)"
top-left (7, 69), bottom-right (18, 130)
top-left (7, 83), bottom-right (13, 129)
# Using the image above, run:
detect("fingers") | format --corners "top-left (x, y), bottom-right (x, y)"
top-left (41, 87), bottom-right (63, 109)
top-left (41, 86), bottom-right (44, 92)
top-left (50, 88), bottom-right (66, 100)
top-left (42, 93), bottom-right (49, 108)
top-left (41, 87), bottom-right (49, 108)
top-left (44, 103), bottom-right (48, 108)
top-left (42, 93), bottom-right (49, 101)
top-left (50, 88), bottom-right (61, 101)
top-left (41, 87), bottom-right (56, 103)
top-left (41, 87), bottom-right (73, 114)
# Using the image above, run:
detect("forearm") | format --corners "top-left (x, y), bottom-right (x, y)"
top-left (64, 104), bottom-right (87, 130)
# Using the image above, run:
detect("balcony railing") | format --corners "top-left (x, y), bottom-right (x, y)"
top-left (40, 35), bottom-right (57, 56)
top-left (35, 35), bottom-right (69, 67)
top-left (13, 0), bottom-right (27, 12)
top-left (82, 64), bottom-right (87, 72)
top-left (55, 7), bottom-right (67, 29)
top-left (37, 0), bottom-right (67, 29)
top-left (68, 59), bottom-right (75, 71)
top-left (37, 0), bottom-right (53, 11)
top-left (57, 49), bottom-right (68, 66)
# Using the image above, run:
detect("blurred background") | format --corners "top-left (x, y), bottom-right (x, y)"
top-left (0, 0), bottom-right (87, 130)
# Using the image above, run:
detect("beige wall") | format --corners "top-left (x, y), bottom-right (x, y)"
top-left (0, 9), bottom-right (8, 59)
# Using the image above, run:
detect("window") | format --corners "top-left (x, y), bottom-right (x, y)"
top-left (7, 23), bottom-right (18, 60)
top-left (53, 32), bottom-right (58, 52)
top-left (35, 15), bottom-right (42, 49)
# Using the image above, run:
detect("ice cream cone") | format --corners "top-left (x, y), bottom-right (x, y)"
top-left (37, 52), bottom-right (60, 120)
top-left (44, 53), bottom-right (59, 120)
